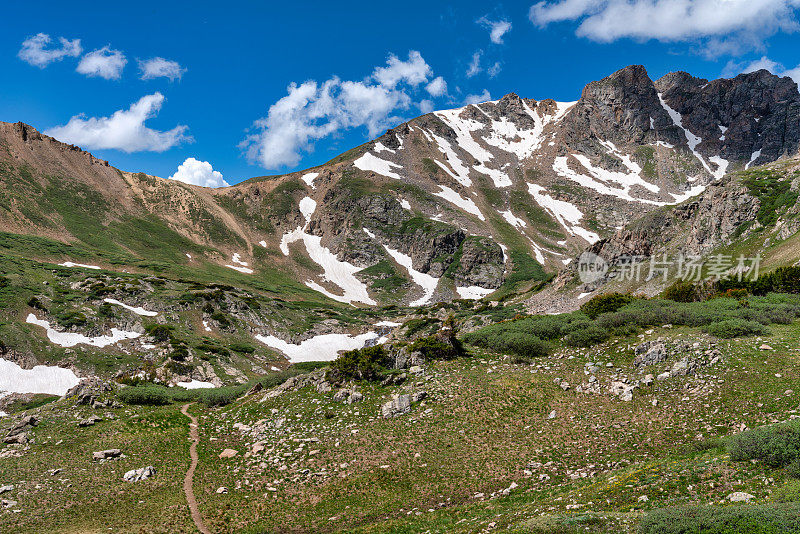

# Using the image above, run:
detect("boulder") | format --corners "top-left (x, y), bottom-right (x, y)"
top-left (381, 394), bottom-right (412, 418)
top-left (123, 466), bottom-right (155, 482)
top-left (92, 449), bottom-right (122, 461)
top-left (634, 341), bottom-right (668, 367)
top-left (219, 448), bottom-right (238, 459)
top-left (78, 415), bottom-right (102, 427)
top-left (727, 492), bottom-right (755, 503)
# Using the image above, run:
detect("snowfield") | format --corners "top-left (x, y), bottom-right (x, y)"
top-left (353, 152), bottom-right (403, 180)
top-left (176, 380), bottom-right (215, 389)
top-left (658, 93), bottom-right (728, 179)
top-left (528, 183), bottom-right (600, 244)
top-left (26, 313), bottom-right (141, 348)
top-left (433, 186), bottom-right (485, 220)
top-left (59, 262), bottom-right (101, 270)
top-left (499, 209), bottom-right (527, 228)
top-left (300, 172), bottom-right (319, 188)
top-left (103, 298), bottom-right (158, 317)
top-left (0, 358), bottom-right (80, 396)
top-left (456, 286), bottom-right (494, 299)
top-left (255, 332), bottom-right (384, 363)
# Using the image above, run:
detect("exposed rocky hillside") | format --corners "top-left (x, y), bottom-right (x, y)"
top-left (3, 65), bottom-right (800, 312)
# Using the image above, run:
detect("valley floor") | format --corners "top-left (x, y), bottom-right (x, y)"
top-left (2, 323), bottom-right (800, 533)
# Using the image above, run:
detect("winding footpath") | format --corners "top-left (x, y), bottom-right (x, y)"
top-left (181, 403), bottom-right (212, 534)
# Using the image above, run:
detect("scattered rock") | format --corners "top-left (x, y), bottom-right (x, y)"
top-left (381, 394), bottom-right (412, 418)
top-left (78, 415), bottom-right (102, 427)
top-left (634, 342), bottom-right (668, 367)
top-left (92, 449), bottom-right (122, 461)
top-left (411, 391), bottom-right (428, 403)
top-left (123, 466), bottom-right (155, 482)
top-left (727, 491), bottom-right (755, 502)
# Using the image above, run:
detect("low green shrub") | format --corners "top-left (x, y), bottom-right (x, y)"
top-left (564, 324), bottom-right (610, 347)
top-left (409, 336), bottom-right (461, 360)
top-left (580, 292), bottom-right (635, 319)
top-left (116, 385), bottom-right (172, 406)
top-left (56, 311), bottom-right (87, 328)
top-left (330, 345), bottom-right (390, 381)
top-left (772, 480), bottom-right (800, 503)
top-left (229, 342), bottom-right (256, 354)
top-left (663, 280), bottom-right (701, 302)
top-left (145, 324), bottom-right (173, 342)
top-left (27, 296), bottom-right (47, 311)
top-left (639, 503), bottom-right (800, 534)
top-left (462, 328), bottom-right (550, 359)
top-left (702, 319), bottom-right (768, 338)
top-left (210, 310), bottom-right (232, 327)
top-left (728, 420), bottom-right (800, 470)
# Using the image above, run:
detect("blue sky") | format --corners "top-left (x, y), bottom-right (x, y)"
top-left (2, 1), bottom-right (799, 186)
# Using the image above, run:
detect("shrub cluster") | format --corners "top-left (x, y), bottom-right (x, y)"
top-left (461, 293), bottom-right (800, 354)
top-left (717, 266), bottom-right (800, 296)
top-left (330, 345), bottom-right (390, 381)
top-left (409, 336), bottom-right (461, 360)
top-left (702, 318), bottom-right (768, 338)
top-left (579, 292), bottom-right (635, 319)
top-left (639, 503), bottom-right (800, 534)
top-left (728, 420), bottom-right (800, 476)
top-left (663, 280), bottom-right (701, 303)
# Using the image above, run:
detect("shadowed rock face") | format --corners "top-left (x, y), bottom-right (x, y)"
top-left (655, 69), bottom-right (800, 164)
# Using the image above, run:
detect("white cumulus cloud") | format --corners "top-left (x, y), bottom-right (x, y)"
top-left (373, 51), bottom-right (431, 88)
top-left (241, 50), bottom-right (444, 169)
top-left (169, 158), bottom-right (229, 188)
top-left (77, 46), bottom-right (127, 80)
top-left (18, 33), bottom-right (82, 68)
top-left (464, 89), bottom-right (492, 105)
top-left (45, 92), bottom-right (191, 153)
top-left (478, 16), bottom-right (513, 44)
top-left (529, 0), bottom-right (800, 55)
top-left (425, 76), bottom-right (448, 97)
top-left (139, 57), bottom-right (186, 81)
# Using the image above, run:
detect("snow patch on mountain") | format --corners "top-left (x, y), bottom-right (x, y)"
top-left (554, 156), bottom-right (665, 206)
top-left (528, 183), bottom-right (600, 244)
top-left (433, 186), bottom-right (485, 220)
top-left (279, 197), bottom-right (374, 305)
top-left (103, 298), bottom-right (158, 317)
top-left (456, 286), bottom-right (494, 299)
top-left (499, 210), bottom-right (527, 228)
top-left (300, 172), bottom-right (319, 189)
top-left (59, 262), bottom-right (101, 270)
top-left (26, 313), bottom-right (141, 348)
top-left (746, 149), bottom-right (762, 169)
top-left (255, 331), bottom-right (383, 363)
top-left (354, 152), bottom-right (403, 180)
top-left (0, 358), bottom-right (80, 396)
top-left (658, 93), bottom-right (723, 178)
